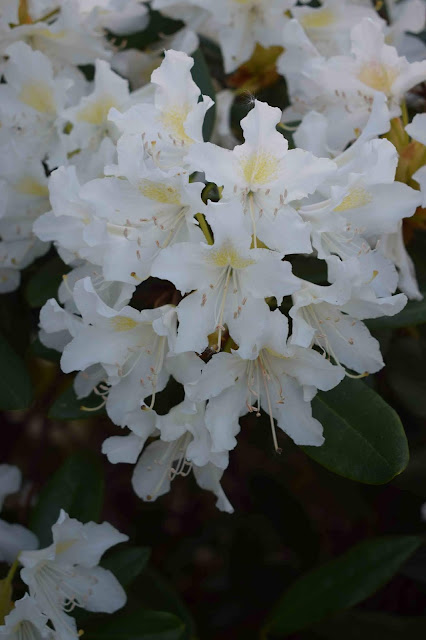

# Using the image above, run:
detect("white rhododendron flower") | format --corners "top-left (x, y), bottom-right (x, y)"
top-left (187, 100), bottom-right (335, 255)
top-left (0, 594), bottom-right (51, 640)
top-left (152, 203), bottom-right (300, 354)
top-left (291, 0), bottom-right (383, 57)
top-left (109, 49), bottom-right (213, 170)
top-left (187, 305), bottom-right (344, 452)
top-left (19, 510), bottom-right (128, 640)
top-left (103, 399), bottom-right (233, 512)
top-left (280, 18), bottom-right (426, 150)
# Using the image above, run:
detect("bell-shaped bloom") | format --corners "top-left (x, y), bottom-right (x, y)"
top-left (280, 18), bottom-right (426, 151)
top-left (289, 268), bottom-right (406, 375)
top-left (62, 59), bottom-right (131, 153)
top-left (104, 398), bottom-right (233, 512)
top-left (59, 277), bottom-right (201, 429)
top-left (291, 0), bottom-right (383, 57)
top-left (187, 100), bottom-right (335, 255)
top-left (109, 49), bottom-right (213, 170)
top-left (3, 1), bottom-right (112, 66)
top-left (152, 200), bottom-right (300, 354)
top-left (0, 41), bottom-right (73, 164)
top-left (188, 306), bottom-right (344, 453)
top-left (78, 135), bottom-right (206, 283)
top-left (20, 510), bottom-right (128, 640)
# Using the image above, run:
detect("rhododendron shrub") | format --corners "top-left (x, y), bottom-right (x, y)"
top-left (1, 1), bottom-right (426, 638)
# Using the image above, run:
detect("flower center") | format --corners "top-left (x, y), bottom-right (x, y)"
top-left (241, 151), bottom-right (279, 186)
top-left (358, 62), bottom-right (398, 95)
top-left (300, 9), bottom-right (336, 29)
top-left (76, 96), bottom-right (119, 125)
top-left (19, 83), bottom-right (56, 114)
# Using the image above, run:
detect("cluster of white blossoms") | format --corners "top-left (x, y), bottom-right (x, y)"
top-left (0, 0), bottom-right (198, 292)
top-left (0, 464), bottom-right (128, 640)
top-left (1, 1), bottom-right (426, 513)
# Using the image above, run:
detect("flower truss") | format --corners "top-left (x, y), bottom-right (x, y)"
top-left (1, 0), bottom-right (426, 518)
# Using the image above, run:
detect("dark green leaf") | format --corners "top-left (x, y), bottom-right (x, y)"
top-left (386, 336), bottom-right (426, 418)
top-left (30, 452), bottom-right (104, 546)
top-left (29, 337), bottom-right (61, 363)
top-left (312, 610), bottom-right (426, 640)
top-left (302, 378), bottom-right (408, 484)
top-left (85, 610), bottom-right (185, 640)
top-left (191, 48), bottom-right (216, 142)
top-left (0, 332), bottom-right (33, 410)
top-left (48, 381), bottom-right (106, 420)
top-left (102, 547), bottom-right (151, 588)
top-left (25, 256), bottom-right (68, 308)
top-left (264, 535), bottom-right (422, 637)
top-left (129, 569), bottom-right (195, 640)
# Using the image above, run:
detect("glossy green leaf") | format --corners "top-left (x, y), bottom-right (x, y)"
top-left (302, 378), bottom-right (409, 484)
top-left (85, 610), bottom-right (185, 640)
top-left (25, 256), bottom-right (68, 308)
top-left (102, 547), bottom-right (151, 588)
top-left (48, 381), bottom-right (106, 420)
top-left (0, 332), bottom-right (33, 410)
top-left (264, 535), bottom-right (422, 637)
top-left (191, 48), bottom-right (216, 142)
top-left (30, 452), bottom-right (104, 546)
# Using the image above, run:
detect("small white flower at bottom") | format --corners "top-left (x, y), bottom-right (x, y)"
top-left (19, 510), bottom-right (128, 640)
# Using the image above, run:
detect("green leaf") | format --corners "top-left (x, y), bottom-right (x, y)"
top-left (30, 337), bottom-right (61, 363)
top-left (302, 378), bottom-right (409, 484)
top-left (366, 292), bottom-right (426, 330)
top-left (264, 535), bottom-right (422, 637)
top-left (0, 332), bottom-right (33, 410)
top-left (312, 610), bottom-right (426, 640)
top-left (129, 569), bottom-right (195, 640)
top-left (191, 48), bottom-right (216, 142)
top-left (25, 256), bottom-right (68, 308)
top-left (85, 610), bottom-right (185, 640)
top-left (102, 547), bottom-right (151, 588)
top-left (48, 380), bottom-right (106, 420)
top-left (30, 452), bottom-right (104, 547)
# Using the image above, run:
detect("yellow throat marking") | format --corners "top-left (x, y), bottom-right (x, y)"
top-left (334, 186), bottom-right (373, 212)
top-left (19, 83), bottom-right (56, 114)
top-left (139, 180), bottom-right (181, 205)
top-left (241, 151), bottom-right (278, 186)
top-left (111, 316), bottom-right (140, 332)
top-left (207, 242), bottom-right (255, 269)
